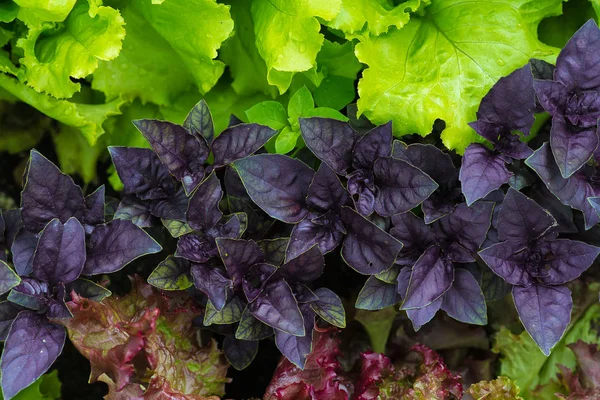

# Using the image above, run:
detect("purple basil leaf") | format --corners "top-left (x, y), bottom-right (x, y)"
top-left (372, 157), bottom-right (438, 216)
top-left (46, 283), bottom-right (71, 319)
top-left (476, 63), bottom-right (536, 135)
top-left (533, 79), bottom-right (569, 117)
top-left (82, 219), bottom-right (162, 275)
top-left (530, 58), bottom-right (555, 81)
top-left (236, 308), bottom-right (273, 341)
top-left (355, 276), bottom-right (399, 310)
top-left (390, 212), bottom-right (435, 266)
top-left (210, 213), bottom-right (247, 240)
top-left (460, 144), bottom-right (511, 206)
top-left (258, 238), bottom-right (289, 266)
top-left (7, 278), bottom-right (47, 310)
top-left (113, 196), bottom-right (154, 228)
top-left (421, 196), bottom-right (459, 225)
top-left (32, 218), bottom-right (85, 285)
top-left (299, 117), bottom-right (358, 174)
top-left (530, 184), bottom-right (578, 234)
top-left (550, 116), bottom-right (598, 178)
top-left (292, 283), bottom-right (319, 303)
top-left (478, 241), bottom-right (533, 286)
top-left (497, 188), bottom-right (557, 244)
top-left (513, 284), bottom-right (572, 356)
top-left (396, 266), bottom-right (411, 298)
top-left (223, 336), bottom-right (259, 370)
top-left (184, 99), bottom-right (214, 144)
top-left (306, 163), bottom-right (350, 212)
top-left (247, 278), bottom-right (305, 336)
top-left (203, 296), bottom-right (244, 326)
top-left (2, 209), bottom-right (22, 249)
top-left (535, 239), bottom-right (600, 285)
top-left (10, 230), bottom-right (38, 276)
top-left (392, 141), bottom-right (458, 188)
top-left (440, 269), bottom-right (487, 325)
top-left (0, 301), bottom-right (22, 340)
top-left (526, 142), bottom-right (600, 229)
top-left (340, 207), bottom-right (402, 275)
top-left (133, 119), bottom-right (209, 195)
top-left (175, 233), bottom-right (217, 263)
top-left (401, 246), bottom-right (454, 310)
top-left (352, 122), bottom-right (392, 170)
top-left (233, 154), bottom-right (313, 223)
top-left (212, 124), bottom-right (277, 167)
top-left (216, 238), bottom-right (264, 286)
top-left (242, 263), bottom-right (277, 302)
top-left (279, 245), bottom-right (324, 284)
top-left (186, 171), bottom-right (223, 231)
top-left (83, 185), bottom-right (105, 230)
top-left (479, 265), bottom-right (512, 302)
top-left (108, 147), bottom-right (174, 200)
top-left (555, 19), bottom-right (600, 92)
top-left (310, 287), bottom-right (345, 328)
top-left (0, 260), bottom-right (20, 295)
top-left (21, 150), bottom-right (85, 232)
top-left (65, 278), bottom-right (111, 302)
top-left (347, 170), bottom-right (376, 216)
top-left (149, 186), bottom-right (188, 221)
top-left (590, 196), bottom-right (600, 216)
top-left (224, 167), bottom-right (248, 199)
top-left (406, 297), bottom-right (442, 332)
top-left (274, 304), bottom-right (315, 369)
top-left (433, 201), bottom-right (494, 255)
top-left (286, 217), bottom-right (343, 261)
top-left (190, 263), bottom-right (232, 311)
top-left (0, 311), bottom-right (65, 399)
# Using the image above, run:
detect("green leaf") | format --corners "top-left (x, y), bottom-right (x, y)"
top-left (355, 306), bottom-right (397, 353)
top-left (161, 219), bottom-right (194, 238)
top-left (204, 297), bottom-right (244, 326)
top-left (468, 376), bottom-right (524, 400)
top-left (314, 76), bottom-right (355, 111)
top-left (0, 260), bottom-right (20, 296)
top-left (245, 100), bottom-right (288, 130)
top-left (0, 100), bottom-right (50, 154)
top-left (251, 0), bottom-right (342, 93)
top-left (0, 2), bottom-right (19, 23)
top-left (0, 370), bottom-right (62, 400)
top-left (14, 0), bottom-right (77, 24)
top-left (356, 0), bottom-right (563, 154)
top-left (288, 86), bottom-right (314, 123)
top-left (93, 0), bottom-right (234, 105)
top-left (235, 308), bottom-right (273, 340)
top-left (17, 0), bottom-right (126, 99)
top-left (274, 126), bottom-right (299, 154)
top-left (148, 256), bottom-right (193, 291)
top-left (316, 40), bottom-right (362, 80)
top-left (67, 279), bottom-right (112, 302)
top-left (304, 107), bottom-right (348, 121)
top-left (538, 0), bottom-right (596, 48)
top-left (52, 125), bottom-right (104, 183)
top-left (327, 0), bottom-right (428, 38)
top-left (310, 288), bottom-right (346, 328)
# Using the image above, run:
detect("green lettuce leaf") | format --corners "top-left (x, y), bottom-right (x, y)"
top-left (13, 0), bottom-right (76, 25)
top-left (538, 0), bottom-right (596, 48)
top-left (356, 0), bottom-right (563, 154)
top-left (0, 100), bottom-right (51, 153)
top-left (92, 0), bottom-right (233, 105)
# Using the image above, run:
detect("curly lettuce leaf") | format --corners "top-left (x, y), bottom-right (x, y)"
top-left (468, 376), bottom-right (524, 400)
top-left (356, 0), bottom-right (563, 154)
top-left (12, 0), bottom-right (77, 25)
top-left (93, 0), bottom-right (234, 105)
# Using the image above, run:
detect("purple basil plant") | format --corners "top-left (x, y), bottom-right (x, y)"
top-left (479, 188), bottom-right (600, 355)
top-left (0, 150), bottom-right (162, 399)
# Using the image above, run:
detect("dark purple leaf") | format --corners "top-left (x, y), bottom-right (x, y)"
top-left (279, 245), bottom-right (324, 284)
top-left (306, 163), bottom-right (350, 212)
top-left (530, 58), bottom-right (555, 81)
top-left (2, 209), bottom-right (22, 249)
top-left (535, 239), bottom-right (600, 285)
top-left (530, 184), bottom-right (578, 234)
top-left (133, 119), bottom-right (209, 195)
top-left (0, 260), bottom-right (20, 295)
top-left (212, 124), bottom-right (277, 167)
top-left (421, 195), bottom-right (460, 225)
top-left (190, 263), bottom-right (232, 311)
top-left (401, 246), bottom-right (454, 310)
top-left (7, 278), bottom-right (47, 310)
top-left (292, 284), bottom-right (319, 303)
top-left (347, 169), bottom-right (377, 216)
top-left (21, 150), bottom-right (85, 232)
top-left (479, 266), bottom-right (511, 301)
top-left (554, 19), bottom-right (600, 92)
top-left (108, 147), bottom-right (174, 200)
top-left (210, 213), bottom-right (247, 240)
top-left (396, 266), bottom-right (411, 298)
top-left (82, 219), bottom-right (162, 275)
top-left (223, 336), bottom-right (259, 370)
top-left (526, 143), bottom-right (600, 229)
top-left (65, 279), bottom-right (111, 301)
top-left (373, 157), bottom-right (438, 216)
top-left (175, 233), bottom-right (217, 263)
top-left (533, 79), bottom-right (569, 117)
top-left (242, 263), bottom-right (277, 302)
top-left (355, 276), bottom-right (399, 310)
top-left (352, 122), bottom-right (392, 170)
top-left (184, 99), bottom-right (214, 144)
top-left (340, 207), bottom-right (402, 275)
top-left (32, 218), bottom-right (85, 285)
top-left (0, 301), bottom-right (21, 340)
top-left (113, 196), bottom-right (154, 228)
top-left (299, 117), bottom-right (358, 174)
top-left (83, 186), bottom-right (105, 229)
top-left (433, 201), bottom-right (494, 255)
top-left (216, 238), bottom-right (264, 286)
top-left (392, 142), bottom-right (458, 188)
top-left (186, 172), bottom-right (223, 231)
top-left (257, 238), bottom-right (289, 265)
top-left (497, 188), bottom-right (557, 244)
top-left (310, 288), bottom-right (345, 328)
top-left (478, 241), bottom-right (533, 286)
top-left (406, 298), bottom-right (442, 331)
top-left (0, 311), bottom-right (65, 399)
top-left (236, 308), bottom-right (273, 341)
top-left (550, 116), bottom-right (598, 178)
top-left (441, 269), bottom-right (487, 325)
top-left (10, 230), bottom-right (38, 276)
top-left (46, 283), bottom-right (71, 319)
top-left (149, 186), bottom-right (189, 221)
top-left (460, 144), bottom-right (511, 206)
top-left (232, 154), bottom-right (314, 223)
top-left (390, 212), bottom-right (435, 266)
top-left (247, 278), bottom-right (305, 336)
top-left (286, 217), bottom-right (343, 261)
top-left (512, 284), bottom-right (572, 356)
top-left (274, 304), bottom-right (315, 369)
